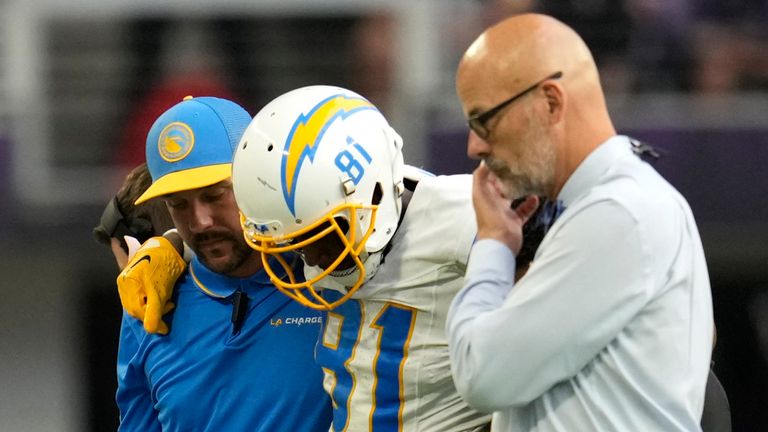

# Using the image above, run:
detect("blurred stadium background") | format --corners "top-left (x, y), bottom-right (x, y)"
top-left (0, 0), bottom-right (766, 430)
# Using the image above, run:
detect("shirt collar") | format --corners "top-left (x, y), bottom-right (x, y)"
top-left (189, 255), bottom-right (286, 298)
top-left (557, 135), bottom-right (631, 207)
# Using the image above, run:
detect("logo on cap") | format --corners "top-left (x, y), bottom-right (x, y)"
top-left (158, 122), bottom-right (194, 162)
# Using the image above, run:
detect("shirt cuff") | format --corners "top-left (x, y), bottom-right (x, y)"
top-left (467, 238), bottom-right (517, 287)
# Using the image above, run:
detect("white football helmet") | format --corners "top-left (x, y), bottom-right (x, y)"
top-left (232, 85), bottom-right (405, 310)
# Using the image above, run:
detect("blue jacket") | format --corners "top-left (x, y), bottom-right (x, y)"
top-left (117, 255), bottom-right (331, 432)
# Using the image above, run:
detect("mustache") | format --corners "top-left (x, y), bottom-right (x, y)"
top-left (191, 230), bottom-right (237, 246)
top-left (482, 156), bottom-right (535, 199)
top-left (483, 157), bottom-right (513, 179)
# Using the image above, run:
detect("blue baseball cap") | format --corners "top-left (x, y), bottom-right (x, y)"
top-left (135, 96), bottom-right (252, 205)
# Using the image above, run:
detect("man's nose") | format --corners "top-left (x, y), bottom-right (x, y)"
top-left (467, 130), bottom-right (490, 160)
top-left (189, 202), bottom-right (214, 232)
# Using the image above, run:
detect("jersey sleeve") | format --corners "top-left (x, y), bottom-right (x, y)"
top-left (116, 313), bottom-right (162, 432)
top-left (454, 205), bottom-right (477, 268)
top-left (447, 175), bottom-right (477, 267)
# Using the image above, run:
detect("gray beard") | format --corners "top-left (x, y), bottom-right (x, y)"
top-left (483, 132), bottom-right (555, 198)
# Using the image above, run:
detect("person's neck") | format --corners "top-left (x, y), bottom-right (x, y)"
top-left (552, 116), bottom-right (615, 198)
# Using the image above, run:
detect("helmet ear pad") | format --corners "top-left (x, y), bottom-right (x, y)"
top-left (371, 183), bottom-right (383, 206)
top-left (362, 124), bottom-right (405, 253)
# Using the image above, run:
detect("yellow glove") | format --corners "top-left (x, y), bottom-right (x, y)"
top-left (117, 236), bottom-right (186, 334)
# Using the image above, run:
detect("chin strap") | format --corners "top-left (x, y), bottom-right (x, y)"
top-left (327, 250), bottom-right (384, 289)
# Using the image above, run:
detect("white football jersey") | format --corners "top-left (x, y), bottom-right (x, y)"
top-left (311, 174), bottom-right (491, 432)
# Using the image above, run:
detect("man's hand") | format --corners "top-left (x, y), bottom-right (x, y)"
top-left (110, 235), bottom-right (142, 270)
top-left (117, 236), bottom-right (186, 334)
top-left (472, 162), bottom-right (539, 254)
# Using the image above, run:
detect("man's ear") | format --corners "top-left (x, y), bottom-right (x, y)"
top-left (542, 82), bottom-right (565, 123)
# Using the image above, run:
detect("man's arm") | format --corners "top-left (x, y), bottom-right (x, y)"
top-left (447, 201), bottom-right (651, 411)
top-left (94, 162), bottom-right (184, 334)
top-left (116, 314), bottom-right (163, 432)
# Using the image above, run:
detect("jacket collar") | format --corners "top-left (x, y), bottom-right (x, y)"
top-left (558, 135), bottom-right (631, 207)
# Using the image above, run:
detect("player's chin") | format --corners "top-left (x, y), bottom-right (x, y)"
top-left (201, 241), bottom-right (255, 274)
top-left (197, 243), bottom-right (235, 269)
top-left (200, 252), bottom-right (239, 274)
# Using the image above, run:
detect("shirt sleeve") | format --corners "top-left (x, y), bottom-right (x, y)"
top-left (446, 200), bottom-right (652, 411)
top-left (116, 313), bottom-right (163, 432)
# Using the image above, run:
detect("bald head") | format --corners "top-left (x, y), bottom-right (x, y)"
top-left (457, 13), bottom-right (606, 115)
top-left (461, 14), bottom-right (596, 92)
top-left (457, 13), bottom-right (616, 197)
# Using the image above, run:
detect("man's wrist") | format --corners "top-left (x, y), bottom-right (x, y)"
top-left (476, 228), bottom-right (520, 254)
top-left (162, 229), bottom-right (184, 256)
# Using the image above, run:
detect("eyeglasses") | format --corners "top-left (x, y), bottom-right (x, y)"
top-left (467, 71), bottom-right (563, 139)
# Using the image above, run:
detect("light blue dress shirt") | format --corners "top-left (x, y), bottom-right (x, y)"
top-left (447, 136), bottom-right (713, 431)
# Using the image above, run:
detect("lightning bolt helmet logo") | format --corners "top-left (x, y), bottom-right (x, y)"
top-left (281, 94), bottom-right (375, 216)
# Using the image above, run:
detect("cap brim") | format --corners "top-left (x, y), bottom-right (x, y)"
top-left (135, 163), bottom-right (232, 205)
